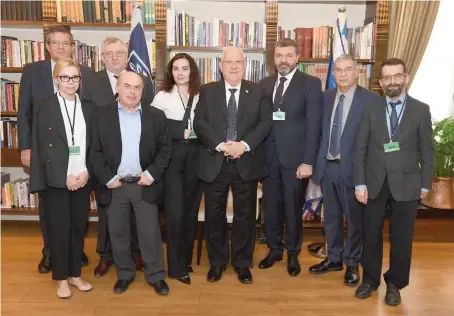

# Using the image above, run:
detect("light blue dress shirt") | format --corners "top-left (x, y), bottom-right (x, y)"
top-left (106, 103), bottom-right (154, 185)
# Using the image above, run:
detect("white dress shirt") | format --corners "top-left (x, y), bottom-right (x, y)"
top-left (57, 93), bottom-right (87, 176)
top-left (106, 69), bottom-right (126, 95)
top-left (272, 66), bottom-right (298, 104)
top-left (51, 59), bottom-right (57, 93)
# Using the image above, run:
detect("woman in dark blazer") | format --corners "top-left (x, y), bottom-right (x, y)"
top-left (151, 53), bottom-right (202, 285)
top-left (30, 59), bottom-right (94, 299)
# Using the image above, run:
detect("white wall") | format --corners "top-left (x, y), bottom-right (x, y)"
top-left (409, 0), bottom-right (454, 121)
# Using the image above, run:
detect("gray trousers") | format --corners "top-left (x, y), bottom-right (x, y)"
top-left (107, 183), bottom-right (165, 283)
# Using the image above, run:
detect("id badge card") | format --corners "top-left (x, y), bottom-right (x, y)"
top-left (273, 110), bottom-right (286, 121)
top-left (69, 145), bottom-right (81, 155)
top-left (383, 141), bottom-right (400, 153)
top-left (188, 130), bottom-right (197, 139)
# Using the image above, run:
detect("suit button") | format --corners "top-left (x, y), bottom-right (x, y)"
top-left (49, 144), bottom-right (53, 147)
top-left (46, 159), bottom-right (50, 163)
top-left (48, 127), bottom-right (52, 131)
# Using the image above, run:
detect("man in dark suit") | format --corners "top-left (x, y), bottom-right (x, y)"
top-left (353, 58), bottom-right (433, 306)
top-left (90, 71), bottom-right (171, 295)
top-left (258, 39), bottom-right (323, 276)
top-left (89, 37), bottom-right (155, 277)
top-left (17, 25), bottom-right (93, 273)
top-left (310, 55), bottom-right (382, 286)
top-left (193, 46), bottom-right (272, 284)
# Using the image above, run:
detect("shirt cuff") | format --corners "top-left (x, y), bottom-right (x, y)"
top-left (421, 188), bottom-right (429, 192)
top-left (355, 185), bottom-right (367, 191)
top-left (144, 170), bottom-right (154, 183)
top-left (241, 141), bottom-right (250, 152)
top-left (106, 175), bottom-right (118, 186)
top-left (216, 143), bottom-right (224, 152)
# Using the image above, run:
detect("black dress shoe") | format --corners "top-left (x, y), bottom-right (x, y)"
top-left (344, 266), bottom-right (360, 286)
top-left (235, 267), bottom-right (253, 284)
top-left (150, 280), bottom-right (169, 295)
top-left (309, 258), bottom-right (343, 275)
top-left (207, 265), bottom-right (227, 282)
top-left (187, 265), bottom-right (194, 273)
top-left (385, 284), bottom-right (401, 306)
top-left (113, 279), bottom-right (134, 294)
top-left (258, 252), bottom-right (283, 269)
top-left (287, 255), bottom-right (301, 277)
top-left (177, 275), bottom-right (191, 285)
top-left (355, 283), bottom-right (377, 299)
top-left (81, 252), bottom-right (89, 267)
top-left (38, 256), bottom-right (52, 273)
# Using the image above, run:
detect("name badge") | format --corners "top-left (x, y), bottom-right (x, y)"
top-left (383, 141), bottom-right (400, 153)
top-left (188, 130), bottom-right (197, 139)
top-left (69, 145), bottom-right (81, 155)
top-left (273, 110), bottom-right (285, 121)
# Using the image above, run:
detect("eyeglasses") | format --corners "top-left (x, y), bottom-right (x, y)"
top-left (58, 75), bottom-right (81, 83)
top-left (48, 40), bottom-right (72, 47)
top-left (103, 51), bottom-right (126, 59)
top-left (222, 60), bottom-right (244, 67)
top-left (381, 73), bottom-right (406, 83)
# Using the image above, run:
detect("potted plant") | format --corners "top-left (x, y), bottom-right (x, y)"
top-left (421, 117), bottom-right (454, 210)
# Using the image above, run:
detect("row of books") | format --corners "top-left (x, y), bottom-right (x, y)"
top-left (1, 119), bottom-right (18, 149)
top-left (298, 63), bottom-right (372, 91)
top-left (1, 79), bottom-right (19, 113)
top-left (278, 22), bottom-right (376, 60)
top-left (54, 0), bottom-right (156, 25)
top-left (1, 0), bottom-right (43, 22)
top-left (1, 37), bottom-right (46, 68)
top-left (166, 9), bottom-right (266, 49)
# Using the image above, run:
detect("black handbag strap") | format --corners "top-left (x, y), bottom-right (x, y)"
top-left (182, 95), bottom-right (195, 127)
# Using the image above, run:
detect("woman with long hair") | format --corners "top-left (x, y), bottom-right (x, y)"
top-left (152, 53), bottom-right (202, 285)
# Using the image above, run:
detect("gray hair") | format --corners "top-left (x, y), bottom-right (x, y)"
top-left (335, 54), bottom-right (357, 68)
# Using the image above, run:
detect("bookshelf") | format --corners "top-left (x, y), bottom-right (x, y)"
top-left (1, 67), bottom-right (25, 73)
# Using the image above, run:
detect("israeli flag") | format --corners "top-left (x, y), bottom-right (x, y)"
top-left (127, 4), bottom-right (152, 78)
top-left (326, 7), bottom-right (349, 89)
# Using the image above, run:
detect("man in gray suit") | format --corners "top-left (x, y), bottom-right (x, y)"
top-left (310, 55), bottom-right (381, 286)
top-left (353, 58), bottom-right (433, 306)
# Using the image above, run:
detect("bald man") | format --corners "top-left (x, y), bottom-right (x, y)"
top-left (90, 71), bottom-right (172, 295)
top-left (194, 47), bottom-right (272, 284)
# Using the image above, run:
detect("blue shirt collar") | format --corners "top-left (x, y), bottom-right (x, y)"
top-left (118, 102), bottom-right (142, 113)
top-left (386, 92), bottom-right (407, 106)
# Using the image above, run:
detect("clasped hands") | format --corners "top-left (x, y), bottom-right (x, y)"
top-left (219, 141), bottom-right (247, 159)
top-left (107, 172), bottom-right (153, 189)
top-left (66, 171), bottom-right (89, 191)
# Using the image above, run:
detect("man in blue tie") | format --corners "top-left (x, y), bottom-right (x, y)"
top-left (311, 55), bottom-right (381, 285)
top-left (353, 58), bottom-right (433, 306)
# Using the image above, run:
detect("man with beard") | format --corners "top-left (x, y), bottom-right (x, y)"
top-left (354, 58), bottom-right (433, 306)
top-left (259, 39), bottom-right (323, 276)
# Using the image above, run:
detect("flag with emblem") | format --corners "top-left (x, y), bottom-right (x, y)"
top-left (326, 7), bottom-right (349, 89)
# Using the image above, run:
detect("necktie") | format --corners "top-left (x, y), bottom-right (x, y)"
top-left (274, 77), bottom-right (287, 110)
top-left (114, 75), bottom-right (118, 79)
top-left (329, 94), bottom-right (345, 158)
top-left (389, 100), bottom-right (402, 138)
top-left (226, 88), bottom-right (238, 141)
top-left (114, 75), bottom-right (119, 99)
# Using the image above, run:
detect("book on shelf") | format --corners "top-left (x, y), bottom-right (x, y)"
top-left (1, 117), bottom-right (18, 148)
top-left (1, 37), bottom-right (46, 68)
top-left (0, 0), bottom-right (43, 22)
top-left (166, 9), bottom-right (266, 48)
top-left (1, 79), bottom-right (19, 113)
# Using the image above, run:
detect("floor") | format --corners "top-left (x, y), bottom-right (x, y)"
top-left (1, 221), bottom-right (453, 316)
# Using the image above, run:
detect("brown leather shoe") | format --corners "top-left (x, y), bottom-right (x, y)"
top-left (38, 256), bottom-right (51, 273)
top-left (94, 259), bottom-right (113, 277)
top-left (133, 256), bottom-right (145, 271)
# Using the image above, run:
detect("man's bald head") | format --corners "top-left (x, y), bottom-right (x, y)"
top-left (220, 46), bottom-right (245, 86)
top-left (116, 71), bottom-right (144, 110)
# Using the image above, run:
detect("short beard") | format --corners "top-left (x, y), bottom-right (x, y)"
top-left (384, 84), bottom-right (404, 98)
top-left (277, 64), bottom-right (296, 76)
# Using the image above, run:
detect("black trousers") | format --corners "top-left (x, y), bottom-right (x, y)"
top-left (263, 150), bottom-right (308, 256)
top-left (42, 185), bottom-right (90, 280)
top-left (38, 193), bottom-right (50, 257)
top-left (361, 177), bottom-right (418, 289)
top-left (96, 204), bottom-right (141, 261)
top-left (202, 160), bottom-right (258, 269)
top-left (322, 161), bottom-right (363, 266)
top-left (164, 142), bottom-right (202, 278)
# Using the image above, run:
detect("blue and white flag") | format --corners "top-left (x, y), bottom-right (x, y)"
top-left (127, 4), bottom-right (152, 78)
top-left (326, 7), bottom-right (349, 89)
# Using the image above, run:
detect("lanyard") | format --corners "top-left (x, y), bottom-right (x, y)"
top-left (385, 95), bottom-right (407, 140)
top-left (60, 93), bottom-right (77, 146)
top-left (177, 90), bottom-right (191, 129)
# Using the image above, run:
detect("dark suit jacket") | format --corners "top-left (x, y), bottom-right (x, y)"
top-left (17, 60), bottom-right (95, 150)
top-left (29, 95), bottom-right (94, 193)
top-left (353, 94), bottom-right (434, 201)
top-left (90, 103), bottom-right (172, 205)
top-left (193, 79), bottom-right (273, 183)
top-left (260, 70), bottom-right (323, 169)
top-left (88, 69), bottom-right (155, 107)
top-left (313, 85), bottom-right (382, 188)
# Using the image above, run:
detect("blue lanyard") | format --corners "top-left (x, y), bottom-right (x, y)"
top-left (385, 95), bottom-right (407, 140)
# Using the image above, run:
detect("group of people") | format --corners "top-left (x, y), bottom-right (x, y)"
top-left (17, 25), bottom-right (433, 307)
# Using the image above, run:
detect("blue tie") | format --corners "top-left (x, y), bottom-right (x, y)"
top-left (389, 100), bottom-right (402, 137)
top-left (329, 94), bottom-right (345, 158)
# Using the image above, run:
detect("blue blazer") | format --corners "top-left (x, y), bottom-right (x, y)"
top-left (312, 85), bottom-right (381, 188)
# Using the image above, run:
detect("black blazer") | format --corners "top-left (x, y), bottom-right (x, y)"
top-left (88, 69), bottom-right (155, 107)
top-left (260, 70), bottom-right (323, 169)
top-left (90, 103), bottom-right (172, 205)
top-left (29, 94), bottom-right (94, 193)
top-left (17, 60), bottom-right (95, 150)
top-left (193, 80), bottom-right (273, 183)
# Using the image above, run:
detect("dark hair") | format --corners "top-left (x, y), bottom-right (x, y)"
top-left (275, 38), bottom-right (299, 55)
top-left (162, 53), bottom-right (201, 96)
top-left (380, 58), bottom-right (407, 77)
top-left (46, 25), bottom-right (74, 43)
